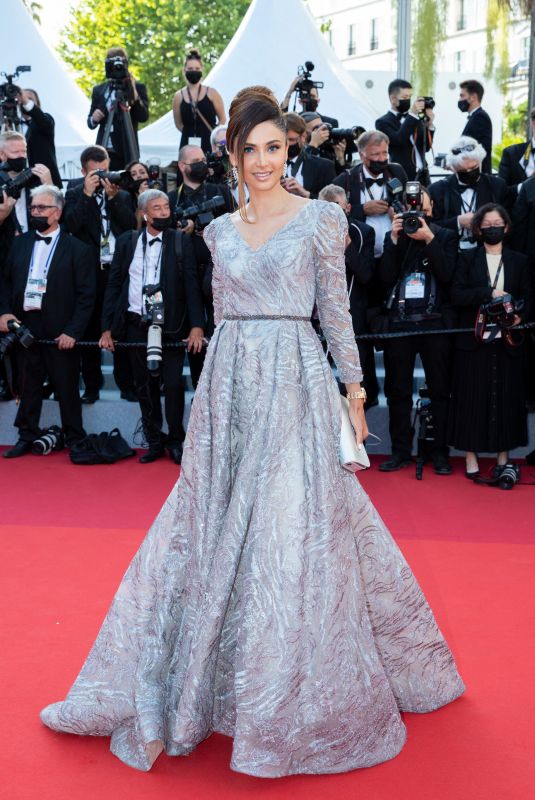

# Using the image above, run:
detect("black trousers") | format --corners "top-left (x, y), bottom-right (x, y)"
top-left (383, 332), bottom-right (452, 458)
top-left (15, 313), bottom-right (85, 445)
top-left (126, 320), bottom-right (186, 447)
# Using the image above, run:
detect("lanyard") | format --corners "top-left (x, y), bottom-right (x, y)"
top-left (28, 233), bottom-right (61, 280)
top-left (95, 192), bottom-right (111, 239)
top-left (486, 256), bottom-right (504, 290)
top-left (358, 165), bottom-right (385, 202)
top-left (140, 231), bottom-right (163, 304)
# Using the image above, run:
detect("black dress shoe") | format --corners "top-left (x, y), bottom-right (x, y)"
top-left (465, 470), bottom-right (480, 480)
top-left (432, 455), bottom-right (453, 475)
top-left (168, 444), bottom-right (183, 465)
top-left (3, 440), bottom-right (33, 458)
top-left (0, 380), bottom-right (12, 401)
top-left (120, 389), bottom-right (138, 402)
top-left (81, 392), bottom-right (100, 404)
top-left (379, 454), bottom-right (412, 472)
top-left (139, 446), bottom-right (165, 464)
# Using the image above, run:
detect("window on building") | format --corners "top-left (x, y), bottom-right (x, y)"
top-left (456, 0), bottom-right (466, 31)
top-left (522, 36), bottom-right (530, 62)
top-left (348, 23), bottom-right (356, 56)
top-left (454, 50), bottom-right (465, 72)
top-left (370, 18), bottom-right (379, 51)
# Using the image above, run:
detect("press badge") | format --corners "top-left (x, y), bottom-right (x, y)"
top-left (188, 136), bottom-right (202, 147)
top-left (24, 277), bottom-right (47, 310)
top-left (100, 238), bottom-right (113, 264)
top-left (404, 273), bottom-right (426, 300)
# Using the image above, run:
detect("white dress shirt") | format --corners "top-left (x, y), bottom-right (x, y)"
top-left (456, 175), bottom-right (477, 250)
top-left (23, 225), bottom-right (61, 310)
top-left (15, 188), bottom-right (29, 233)
top-left (360, 165), bottom-right (391, 257)
top-left (518, 138), bottom-right (535, 185)
top-left (128, 231), bottom-right (163, 315)
top-left (286, 156), bottom-right (304, 185)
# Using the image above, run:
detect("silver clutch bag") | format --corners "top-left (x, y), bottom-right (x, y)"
top-left (340, 395), bottom-right (370, 472)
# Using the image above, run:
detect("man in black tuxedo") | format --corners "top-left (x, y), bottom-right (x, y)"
top-left (18, 89), bottom-right (62, 188)
top-left (429, 137), bottom-right (507, 248)
top-left (99, 190), bottom-right (204, 464)
top-left (88, 47), bottom-right (149, 170)
top-left (498, 107), bottom-right (535, 190)
top-left (458, 80), bottom-right (492, 174)
top-left (0, 185), bottom-right (95, 457)
top-left (63, 145), bottom-right (136, 403)
top-left (375, 79), bottom-right (435, 182)
top-left (282, 113), bottom-right (335, 199)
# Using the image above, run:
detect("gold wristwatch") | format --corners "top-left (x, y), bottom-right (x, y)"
top-left (346, 388), bottom-right (367, 402)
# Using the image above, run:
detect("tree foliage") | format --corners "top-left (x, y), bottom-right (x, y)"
top-left (485, 0), bottom-right (510, 92)
top-left (58, 0), bottom-right (251, 122)
top-left (22, 0), bottom-right (42, 24)
top-left (410, 0), bottom-right (447, 96)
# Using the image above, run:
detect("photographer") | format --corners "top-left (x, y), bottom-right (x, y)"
top-left (282, 113), bottom-right (335, 199)
top-left (207, 125), bottom-right (230, 186)
top-left (450, 204), bottom-right (531, 479)
top-left (124, 160), bottom-right (150, 226)
top-left (63, 145), bottom-right (136, 403)
top-left (17, 89), bottom-right (62, 188)
top-left (375, 79), bottom-right (435, 183)
top-left (301, 112), bottom-right (349, 174)
top-left (168, 144), bottom-right (232, 381)
top-left (0, 185), bottom-right (95, 458)
top-left (99, 190), bottom-right (204, 464)
top-left (429, 137), bottom-right (508, 250)
top-left (458, 80), bottom-right (492, 174)
top-left (378, 184), bottom-right (457, 473)
top-left (498, 107), bottom-right (535, 191)
top-left (281, 74), bottom-right (338, 126)
top-left (88, 47), bottom-right (149, 170)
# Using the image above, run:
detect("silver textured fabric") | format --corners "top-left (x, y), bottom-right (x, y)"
top-left (40, 201), bottom-right (464, 776)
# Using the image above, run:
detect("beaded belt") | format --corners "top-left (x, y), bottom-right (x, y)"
top-left (223, 314), bottom-right (311, 321)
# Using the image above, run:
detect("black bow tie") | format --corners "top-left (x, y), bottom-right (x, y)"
top-left (397, 112), bottom-right (408, 119)
top-left (458, 184), bottom-right (473, 194)
top-left (365, 177), bottom-right (384, 188)
top-left (148, 237), bottom-right (162, 246)
top-left (36, 235), bottom-right (52, 245)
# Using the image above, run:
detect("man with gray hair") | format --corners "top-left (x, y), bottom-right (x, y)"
top-left (0, 185), bottom-right (95, 457)
top-left (429, 136), bottom-right (508, 248)
top-left (99, 189), bottom-right (204, 464)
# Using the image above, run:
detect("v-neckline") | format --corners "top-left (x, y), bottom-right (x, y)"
top-left (228, 202), bottom-right (311, 253)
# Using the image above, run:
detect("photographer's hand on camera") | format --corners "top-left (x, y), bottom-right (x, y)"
top-left (31, 164), bottom-right (53, 185)
top-left (179, 219), bottom-right (195, 235)
top-left (309, 124), bottom-right (330, 150)
top-left (405, 214), bottom-right (435, 244)
top-left (102, 177), bottom-right (120, 199)
top-left (333, 139), bottom-right (347, 167)
top-left (411, 98), bottom-right (426, 117)
top-left (83, 170), bottom-right (101, 197)
top-left (0, 313), bottom-right (20, 333)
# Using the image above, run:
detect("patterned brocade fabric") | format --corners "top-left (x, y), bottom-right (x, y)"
top-left (40, 201), bottom-right (464, 776)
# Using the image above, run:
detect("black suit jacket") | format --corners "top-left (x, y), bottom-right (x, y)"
top-left (333, 162), bottom-right (408, 222)
top-left (23, 105), bottom-right (62, 188)
top-left (511, 174), bottom-right (535, 255)
top-left (462, 107), bottom-right (493, 174)
top-left (345, 219), bottom-right (375, 333)
top-left (299, 152), bottom-right (336, 199)
top-left (0, 230), bottom-right (95, 340)
top-left (101, 229), bottom-right (204, 340)
top-left (62, 184), bottom-right (136, 260)
top-left (88, 80), bottom-right (149, 167)
top-left (451, 246), bottom-right (532, 351)
top-left (498, 141), bottom-right (532, 187)
top-left (375, 111), bottom-right (433, 180)
top-left (429, 173), bottom-right (508, 231)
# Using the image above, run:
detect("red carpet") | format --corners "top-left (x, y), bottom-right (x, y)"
top-left (1, 450), bottom-right (534, 800)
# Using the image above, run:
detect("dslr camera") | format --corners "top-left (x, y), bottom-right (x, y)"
top-left (418, 96), bottom-right (435, 121)
top-left (0, 319), bottom-right (35, 358)
top-left (104, 55), bottom-right (132, 104)
top-left (400, 181), bottom-right (425, 235)
top-left (143, 284), bottom-right (164, 375)
top-left (94, 169), bottom-right (133, 190)
top-left (0, 65), bottom-right (31, 127)
top-left (481, 293), bottom-right (518, 329)
top-left (175, 195), bottom-right (226, 231)
top-left (319, 123), bottom-right (364, 162)
top-left (296, 61), bottom-right (324, 110)
top-left (0, 166), bottom-right (34, 199)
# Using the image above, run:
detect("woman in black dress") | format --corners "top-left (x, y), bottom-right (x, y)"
top-left (172, 49), bottom-right (226, 153)
top-left (450, 203), bottom-right (532, 478)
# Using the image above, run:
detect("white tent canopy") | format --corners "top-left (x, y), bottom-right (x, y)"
top-left (6, 0), bottom-right (91, 176)
top-left (139, 0), bottom-right (380, 164)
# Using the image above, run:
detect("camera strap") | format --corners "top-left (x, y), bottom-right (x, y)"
top-left (141, 230), bottom-right (163, 308)
top-left (187, 87), bottom-right (214, 135)
top-left (486, 256), bottom-right (504, 291)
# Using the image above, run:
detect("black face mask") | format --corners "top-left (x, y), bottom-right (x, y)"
top-left (185, 70), bottom-right (202, 85)
top-left (457, 167), bottom-right (480, 187)
top-left (151, 216), bottom-right (172, 232)
top-left (287, 142), bottom-right (301, 159)
top-left (457, 99), bottom-right (470, 113)
top-left (188, 162), bottom-right (208, 182)
top-left (131, 178), bottom-right (147, 191)
top-left (367, 159), bottom-right (388, 175)
top-left (5, 156), bottom-right (27, 173)
top-left (30, 216), bottom-right (51, 232)
top-left (304, 99), bottom-right (318, 112)
top-left (481, 226), bottom-right (505, 245)
top-left (397, 98), bottom-right (411, 114)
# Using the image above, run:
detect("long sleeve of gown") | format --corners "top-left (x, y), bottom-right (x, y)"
top-left (203, 218), bottom-right (224, 327)
top-left (314, 201), bottom-right (363, 383)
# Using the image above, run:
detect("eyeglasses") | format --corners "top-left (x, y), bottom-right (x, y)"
top-left (30, 204), bottom-right (57, 213)
top-left (451, 144), bottom-right (477, 155)
top-left (216, 140), bottom-right (226, 147)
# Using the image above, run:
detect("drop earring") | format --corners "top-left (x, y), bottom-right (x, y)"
top-left (231, 165), bottom-right (238, 183)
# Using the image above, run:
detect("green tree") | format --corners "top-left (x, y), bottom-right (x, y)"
top-left (485, 0), bottom-right (510, 92)
top-left (410, 0), bottom-right (447, 96)
top-left (58, 0), bottom-right (251, 123)
top-left (22, 0), bottom-right (42, 24)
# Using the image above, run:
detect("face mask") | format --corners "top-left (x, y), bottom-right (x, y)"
top-left (457, 167), bottom-right (480, 187)
top-left (397, 98), bottom-right (411, 114)
top-left (304, 99), bottom-right (318, 112)
top-left (151, 216), bottom-right (172, 231)
top-left (188, 161), bottom-right (208, 182)
top-left (131, 178), bottom-right (146, 191)
top-left (367, 159), bottom-right (388, 175)
top-left (481, 226), bottom-right (505, 245)
top-left (457, 99), bottom-right (470, 113)
top-left (185, 70), bottom-right (202, 84)
top-left (6, 157), bottom-right (27, 173)
top-left (30, 215), bottom-right (51, 232)
top-left (287, 142), bottom-right (301, 159)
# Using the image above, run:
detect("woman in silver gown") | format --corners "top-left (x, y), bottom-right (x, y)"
top-left (41, 86), bottom-right (464, 777)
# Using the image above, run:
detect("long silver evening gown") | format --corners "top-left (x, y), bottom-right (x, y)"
top-left (40, 201), bottom-right (464, 777)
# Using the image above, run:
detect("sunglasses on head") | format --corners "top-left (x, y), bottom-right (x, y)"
top-left (451, 143), bottom-right (477, 155)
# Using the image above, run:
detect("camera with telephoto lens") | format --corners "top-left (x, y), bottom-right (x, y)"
top-left (94, 168), bottom-right (133, 190)
top-left (175, 194), bottom-right (226, 231)
top-left (206, 150), bottom-right (228, 182)
top-left (0, 319), bottom-right (35, 358)
top-left (400, 180), bottom-right (425, 235)
top-left (0, 65), bottom-right (31, 126)
top-left (0, 166), bottom-right (34, 200)
top-left (143, 284), bottom-right (164, 375)
top-left (296, 61), bottom-right (324, 110)
top-left (319, 123), bottom-right (364, 162)
top-left (32, 425), bottom-right (64, 455)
